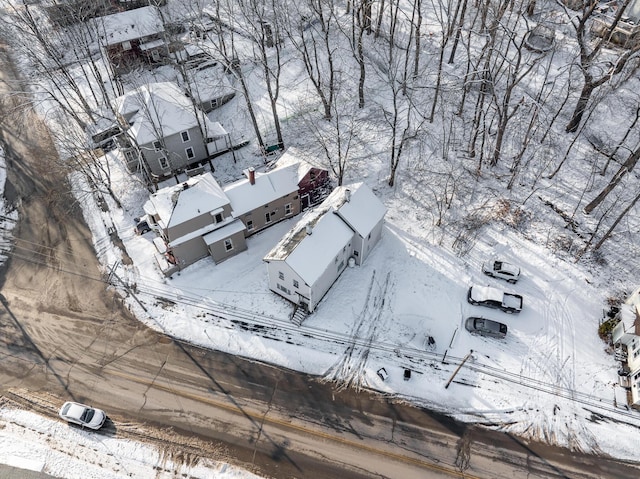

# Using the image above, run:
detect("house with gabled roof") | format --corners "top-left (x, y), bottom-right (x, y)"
top-left (143, 172), bottom-right (247, 275)
top-left (263, 183), bottom-right (386, 314)
top-left (612, 286), bottom-right (640, 407)
top-left (115, 81), bottom-right (230, 180)
top-left (224, 164), bottom-right (302, 236)
top-left (270, 148), bottom-right (331, 209)
top-left (95, 6), bottom-right (167, 74)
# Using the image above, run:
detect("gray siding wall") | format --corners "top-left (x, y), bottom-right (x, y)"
top-left (242, 192), bottom-right (300, 236)
top-left (172, 236), bottom-right (208, 267)
top-left (142, 125), bottom-right (207, 177)
top-left (208, 230), bottom-right (247, 263)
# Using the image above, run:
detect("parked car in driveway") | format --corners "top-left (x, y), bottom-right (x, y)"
top-left (467, 285), bottom-right (523, 314)
top-left (482, 260), bottom-right (520, 283)
top-left (59, 401), bottom-right (107, 430)
top-left (465, 316), bottom-right (508, 338)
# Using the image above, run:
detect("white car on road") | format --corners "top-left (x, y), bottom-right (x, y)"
top-left (59, 401), bottom-right (107, 430)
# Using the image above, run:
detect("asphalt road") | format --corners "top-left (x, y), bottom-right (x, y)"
top-left (0, 30), bottom-right (638, 479)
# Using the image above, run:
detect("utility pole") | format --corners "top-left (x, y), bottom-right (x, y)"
top-left (445, 349), bottom-right (473, 389)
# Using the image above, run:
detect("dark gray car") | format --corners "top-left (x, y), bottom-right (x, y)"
top-left (465, 317), bottom-right (507, 338)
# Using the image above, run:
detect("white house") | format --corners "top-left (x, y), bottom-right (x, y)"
top-left (264, 183), bottom-right (386, 314)
top-left (612, 286), bottom-right (640, 406)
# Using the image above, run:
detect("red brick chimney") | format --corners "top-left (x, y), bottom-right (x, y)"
top-left (248, 167), bottom-right (255, 185)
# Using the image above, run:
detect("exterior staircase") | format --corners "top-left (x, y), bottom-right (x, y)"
top-left (290, 305), bottom-right (308, 326)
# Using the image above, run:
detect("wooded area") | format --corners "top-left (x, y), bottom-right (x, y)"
top-left (1, 0), bottom-right (639, 265)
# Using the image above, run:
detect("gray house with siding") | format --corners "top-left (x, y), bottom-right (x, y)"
top-left (143, 172), bottom-right (247, 275)
top-left (224, 164), bottom-right (301, 236)
top-left (264, 183), bottom-right (386, 314)
top-left (140, 159), bottom-right (317, 276)
top-left (116, 82), bottom-right (230, 180)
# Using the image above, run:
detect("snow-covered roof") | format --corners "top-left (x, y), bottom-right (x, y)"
top-left (265, 206), bottom-right (354, 285)
top-left (144, 173), bottom-right (229, 230)
top-left (271, 148), bottom-right (319, 183)
top-left (178, 64), bottom-right (236, 104)
top-left (224, 164), bottom-right (299, 217)
top-left (264, 182), bottom-right (386, 284)
top-left (203, 219), bottom-right (246, 246)
top-left (95, 6), bottom-right (164, 46)
top-left (326, 183), bottom-right (387, 237)
top-left (115, 82), bottom-right (225, 146)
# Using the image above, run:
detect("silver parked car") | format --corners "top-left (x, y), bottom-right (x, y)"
top-left (59, 401), bottom-right (107, 430)
top-left (465, 317), bottom-right (508, 338)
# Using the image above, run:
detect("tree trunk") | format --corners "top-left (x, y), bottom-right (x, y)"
top-left (593, 189), bottom-right (640, 251)
top-left (584, 144), bottom-right (640, 213)
top-left (565, 80), bottom-right (595, 133)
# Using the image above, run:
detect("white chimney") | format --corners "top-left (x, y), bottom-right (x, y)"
top-left (248, 167), bottom-right (255, 185)
top-left (306, 224), bottom-right (313, 235)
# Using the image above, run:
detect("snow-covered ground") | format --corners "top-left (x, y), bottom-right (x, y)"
top-left (1, 0), bottom-right (640, 476)
top-left (0, 407), bottom-right (262, 479)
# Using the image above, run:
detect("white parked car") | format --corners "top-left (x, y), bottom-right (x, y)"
top-left (59, 401), bottom-right (107, 430)
top-left (467, 285), bottom-right (523, 314)
top-left (482, 260), bottom-right (521, 284)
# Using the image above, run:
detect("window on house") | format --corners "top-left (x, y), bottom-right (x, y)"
top-left (353, 250), bottom-right (359, 257)
top-left (158, 156), bottom-right (169, 170)
top-left (310, 170), bottom-right (316, 180)
top-left (278, 271), bottom-right (284, 280)
top-left (276, 283), bottom-right (291, 295)
top-left (293, 279), bottom-right (299, 288)
top-left (285, 203), bottom-right (292, 215)
top-left (264, 204), bottom-right (270, 209)
top-left (214, 212), bottom-right (223, 223)
top-left (224, 238), bottom-right (233, 251)
top-left (185, 147), bottom-right (195, 159)
top-left (122, 40), bottom-right (132, 51)
top-left (153, 140), bottom-right (162, 151)
top-left (124, 149), bottom-right (138, 163)
top-left (246, 220), bottom-right (254, 231)
top-left (181, 131), bottom-right (190, 142)
top-left (265, 212), bottom-right (272, 223)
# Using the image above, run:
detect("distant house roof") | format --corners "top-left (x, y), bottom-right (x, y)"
top-left (143, 172), bottom-right (229, 230)
top-left (115, 82), bottom-right (227, 146)
top-left (224, 164), bottom-right (300, 217)
top-left (271, 148), bottom-right (322, 183)
top-left (265, 206), bottom-right (354, 286)
top-left (177, 64), bottom-right (236, 105)
top-left (95, 6), bottom-right (164, 46)
top-left (264, 182), bottom-right (386, 285)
